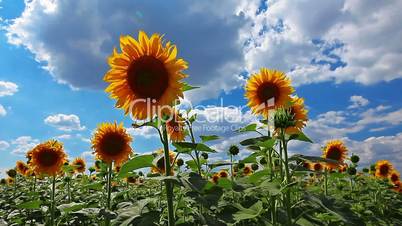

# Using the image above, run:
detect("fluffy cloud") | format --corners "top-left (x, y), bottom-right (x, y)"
top-left (0, 104), bottom-right (6, 116)
top-left (44, 114), bottom-right (85, 131)
top-left (242, 0), bottom-right (402, 86)
top-left (0, 140), bottom-right (9, 151)
top-left (0, 81), bottom-right (18, 97)
top-left (127, 126), bottom-right (158, 139)
top-left (11, 136), bottom-right (40, 155)
top-left (348, 95), bottom-right (369, 109)
top-left (6, 0), bottom-right (247, 102)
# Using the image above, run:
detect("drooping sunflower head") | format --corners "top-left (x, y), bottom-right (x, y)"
top-left (29, 140), bottom-right (67, 176)
top-left (92, 122), bottom-right (133, 165)
top-left (375, 160), bottom-right (393, 178)
top-left (389, 170), bottom-right (400, 184)
top-left (151, 149), bottom-right (176, 175)
top-left (219, 170), bottom-right (229, 178)
top-left (72, 157), bottom-right (86, 173)
top-left (166, 111), bottom-right (186, 142)
top-left (245, 68), bottom-right (294, 118)
top-left (322, 140), bottom-right (348, 169)
top-left (285, 96), bottom-right (308, 134)
top-left (16, 160), bottom-right (29, 176)
top-left (104, 31), bottom-right (188, 120)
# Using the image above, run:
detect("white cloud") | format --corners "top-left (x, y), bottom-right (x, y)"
top-left (348, 95), bottom-right (369, 109)
top-left (44, 114), bottom-right (85, 131)
top-left (0, 81), bottom-right (18, 97)
top-left (11, 136), bottom-right (40, 155)
top-left (5, 0), bottom-right (247, 102)
top-left (0, 104), bottom-right (6, 116)
top-left (127, 127), bottom-right (158, 139)
top-left (0, 140), bottom-right (9, 150)
top-left (55, 134), bottom-right (72, 140)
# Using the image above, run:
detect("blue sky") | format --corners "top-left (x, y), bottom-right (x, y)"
top-left (0, 0), bottom-right (401, 176)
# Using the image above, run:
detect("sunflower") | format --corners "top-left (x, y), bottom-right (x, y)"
top-left (313, 163), bottom-right (323, 172)
top-left (16, 161), bottom-right (29, 176)
top-left (285, 96), bottom-right (308, 134)
top-left (104, 31), bottom-right (188, 120)
top-left (243, 166), bottom-right (253, 176)
top-left (92, 122), bottom-right (133, 166)
top-left (375, 160), bottom-right (393, 178)
top-left (338, 165), bottom-right (347, 173)
top-left (302, 161), bottom-right (311, 170)
top-left (26, 149), bottom-right (34, 164)
top-left (389, 170), bottom-right (400, 184)
top-left (114, 164), bottom-right (121, 173)
top-left (245, 68), bottom-right (294, 118)
top-left (29, 140), bottom-right (67, 176)
top-left (166, 111), bottom-right (186, 142)
top-left (151, 149), bottom-right (176, 175)
top-left (219, 170), bottom-right (229, 178)
top-left (72, 157), bottom-right (86, 174)
top-left (211, 173), bottom-right (220, 184)
top-left (6, 177), bottom-right (14, 185)
top-left (126, 176), bottom-right (137, 184)
top-left (322, 140), bottom-right (348, 169)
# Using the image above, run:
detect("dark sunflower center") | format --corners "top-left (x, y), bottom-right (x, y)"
top-left (100, 133), bottom-right (127, 156)
top-left (379, 165), bottom-right (389, 175)
top-left (391, 174), bottom-right (398, 182)
top-left (326, 147), bottom-right (342, 161)
top-left (314, 164), bottom-right (322, 171)
top-left (127, 56), bottom-right (169, 99)
top-left (76, 162), bottom-right (84, 170)
top-left (157, 157), bottom-right (166, 171)
top-left (38, 150), bottom-right (59, 167)
top-left (257, 82), bottom-right (279, 104)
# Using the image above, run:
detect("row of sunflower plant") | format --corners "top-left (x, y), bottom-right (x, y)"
top-left (1, 31), bottom-right (401, 226)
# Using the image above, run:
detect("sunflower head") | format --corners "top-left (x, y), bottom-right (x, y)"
top-left (151, 149), bottom-right (176, 175)
top-left (389, 170), bottom-right (400, 184)
top-left (303, 161), bottom-right (311, 170)
top-left (322, 140), bottom-right (348, 169)
top-left (211, 173), bottom-right (220, 184)
top-left (166, 111), bottom-right (186, 142)
top-left (243, 166), bottom-right (253, 176)
top-left (313, 163), bottom-right (323, 172)
top-left (26, 149), bottom-right (34, 164)
top-left (104, 31), bottom-right (188, 120)
top-left (29, 140), bottom-right (67, 176)
top-left (0, 178), bottom-right (6, 185)
top-left (375, 160), bottom-right (393, 178)
top-left (16, 161), bottom-right (29, 176)
top-left (126, 176), bottom-right (137, 184)
top-left (92, 122), bottom-right (133, 165)
top-left (6, 177), bottom-right (14, 185)
top-left (114, 164), bottom-right (121, 173)
top-left (6, 169), bottom-right (17, 178)
top-left (72, 157), bottom-right (86, 173)
top-left (245, 68), bottom-right (294, 118)
top-left (219, 170), bottom-right (229, 178)
top-left (338, 165), bottom-right (347, 173)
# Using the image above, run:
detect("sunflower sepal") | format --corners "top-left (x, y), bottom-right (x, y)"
top-left (288, 132), bottom-right (313, 143)
top-left (181, 82), bottom-right (199, 92)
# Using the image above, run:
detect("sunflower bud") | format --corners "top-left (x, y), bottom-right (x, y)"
top-left (370, 164), bottom-right (376, 171)
top-left (138, 171), bottom-right (144, 177)
top-left (347, 167), bottom-right (357, 176)
top-left (229, 145), bottom-right (239, 156)
top-left (274, 108), bottom-right (296, 130)
top-left (176, 158), bottom-right (184, 167)
top-left (6, 169), bottom-right (17, 178)
top-left (238, 162), bottom-right (245, 169)
top-left (362, 168), bottom-right (369, 173)
top-left (251, 163), bottom-right (259, 171)
top-left (350, 154), bottom-right (360, 164)
top-left (88, 166), bottom-right (95, 173)
top-left (0, 178), bottom-right (6, 185)
top-left (201, 152), bottom-right (209, 160)
top-left (259, 157), bottom-right (267, 165)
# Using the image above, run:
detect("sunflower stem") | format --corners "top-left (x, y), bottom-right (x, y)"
top-left (162, 122), bottom-right (175, 226)
top-left (280, 129), bottom-right (292, 225)
top-left (107, 163), bottom-right (113, 209)
top-left (324, 168), bottom-right (328, 196)
top-left (51, 175), bottom-right (56, 226)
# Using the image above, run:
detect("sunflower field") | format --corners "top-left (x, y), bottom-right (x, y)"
top-left (1, 31), bottom-right (401, 226)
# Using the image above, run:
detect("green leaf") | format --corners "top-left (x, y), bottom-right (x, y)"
top-left (173, 142), bottom-right (216, 153)
top-left (289, 154), bottom-right (339, 164)
top-left (186, 159), bottom-right (206, 172)
top-left (132, 120), bottom-right (159, 129)
top-left (240, 136), bottom-right (270, 146)
top-left (17, 200), bottom-right (42, 209)
top-left (58, 202), bottom-right (86, 213)
top-left (256, 138), bottom-right (276, 149)
top-left (208, 161), bottom-right (231, 169)
top-left (237, 124), bottom-right (257, 133)
top-left (181, 82), bottom-right (200, 92)
top-left (240, 152), bottom-right (261, 164)
top-left (83, 182), bottom-right (104, 190)
top-left (289, 132), bottom-right (313, 143)
top-left (217, 178), bottom-right (233, 190)
top-left (200, 135), bottom-right (220, 143)
top-left (233, 201), bottom-right (263, 221)
top-left (118, 155), bottom-right (154, 178)
top-left (259, 180), bottom-right (281, 196)
top-left (247, 169), bottom-right (271, 184)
